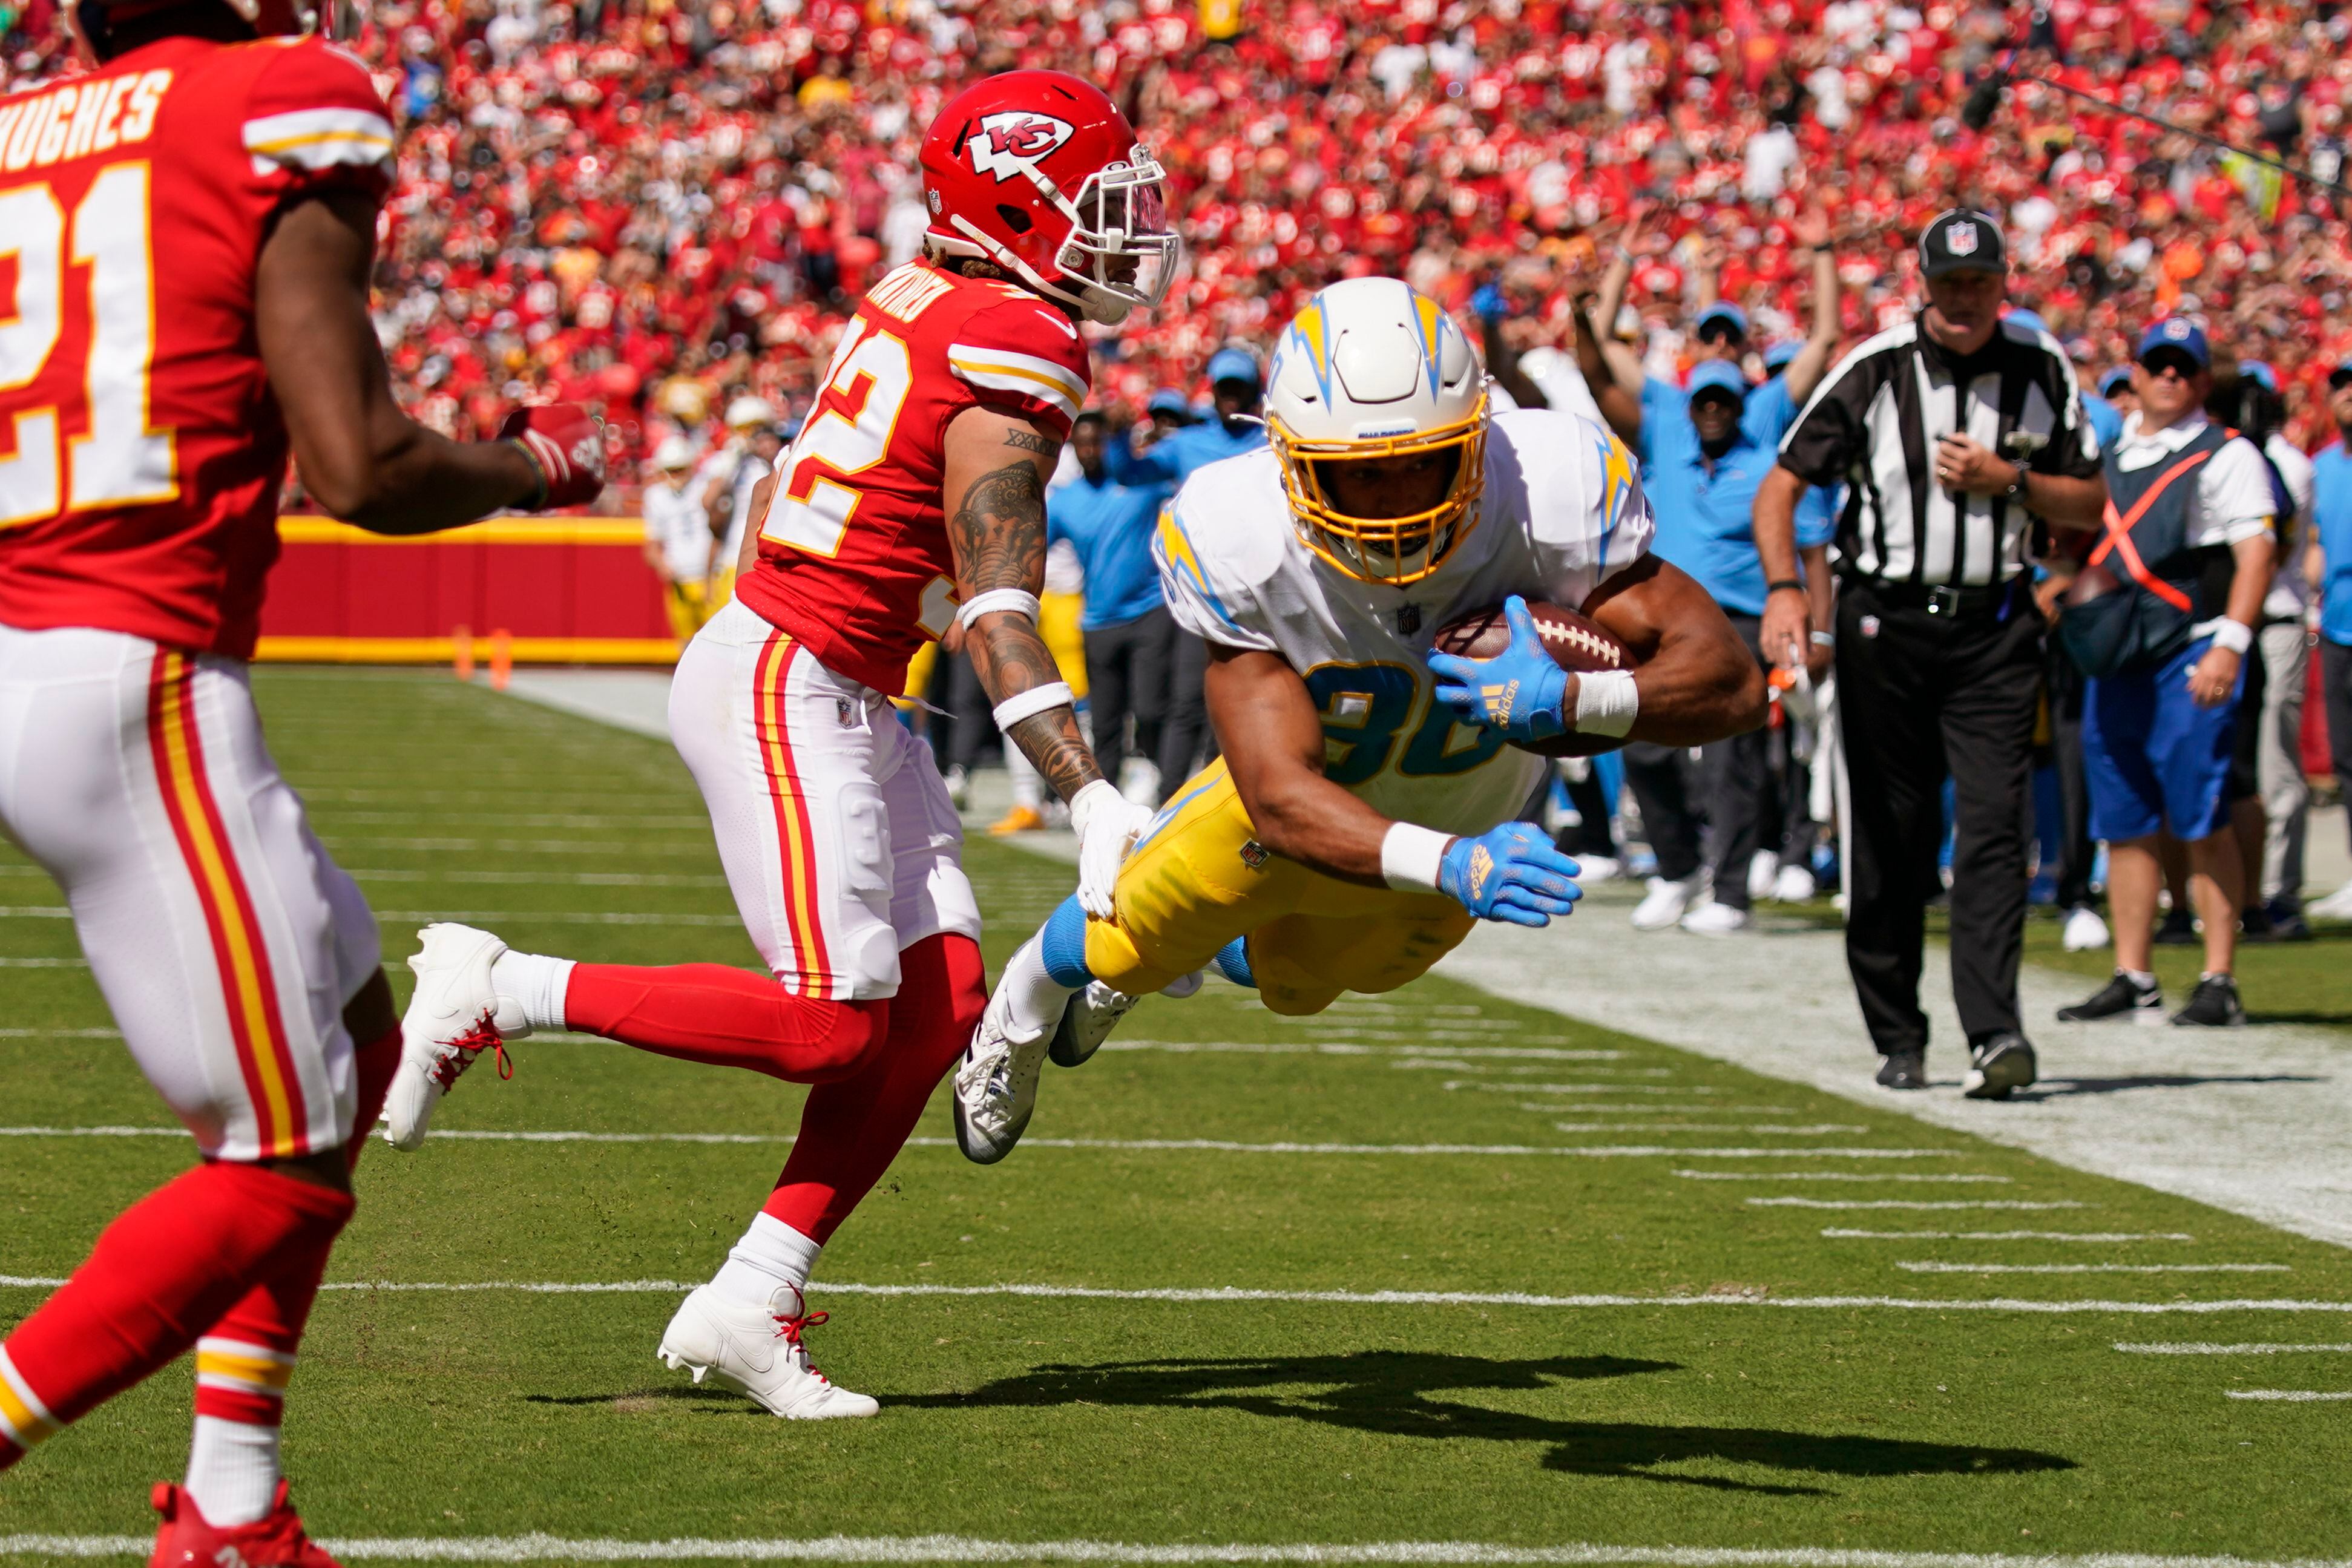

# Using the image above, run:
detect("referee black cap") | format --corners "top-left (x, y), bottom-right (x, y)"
top-left (1918, 210), bottom-right (2005, 278)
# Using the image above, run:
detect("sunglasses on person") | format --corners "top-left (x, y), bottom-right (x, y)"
top-left (2330, 365), bottom-right (2352, 390)
top-left (2138, 349), bottom-right (2203, 381)
top-left (1695, 319), bottom-right (1745, 346)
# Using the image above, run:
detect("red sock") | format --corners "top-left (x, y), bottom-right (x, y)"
top-left (185, 1025), bottom-right (398, 1457)
top-left (763, 933), bottom-right (985, 1242)
top-left (0, 1162), bottom-right (352, 1462)
top-left (565, 963), bottom-right (890, 1082)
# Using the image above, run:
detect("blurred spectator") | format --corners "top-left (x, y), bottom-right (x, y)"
top-left (697, 396), bottom-right (781, 605)
top-left (2310, 361), bottom-right (2352, 922)
top-left (1050, 411), bottom-right (1176, 807)
top-left (2055, 320), bottom-right (2277, 1029)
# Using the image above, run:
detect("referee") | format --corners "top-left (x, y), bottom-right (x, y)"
top-left (1755, 211), bottom-right (2106, 1101)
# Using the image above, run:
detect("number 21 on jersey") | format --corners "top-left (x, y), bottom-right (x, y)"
top-left (0, 164), bottom-right (174, 528)
top-left (760, 315), bottom-right (913, 558)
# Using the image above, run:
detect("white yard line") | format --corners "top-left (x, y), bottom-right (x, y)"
top-left (1823, 1231), bottom-right (2195, 1242)
top-left (2221, 1389), bottom-right (2352, 1402)
top-left (2115, 1343), bottom-right (2352, 1354)
top-left (1895, 1263), bottom-right (2287, 1275)
top-left (4, 1533), bottom-right (2349, 1567)
top-left (1435, 898), bottom-right (2352, 1250)
top-left (1551, 1123), bottom-right (1866, 1135)
top-left (0, 957), bottom-right (84, 967)
top-left (1747, 1199), bottom-right (2085, 1210)
top-left (0, 1275), bottom-right (2344, 1316)
top-left (1100, 1042), bottom-right (1625, 1059)
top-left (1678, 1172), bottom-right (2012, 1183)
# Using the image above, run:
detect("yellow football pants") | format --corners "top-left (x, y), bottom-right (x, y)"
top-left (1084, 759), bottom-right (1474, 1016)
top-left (663, 579), bottom-right (713, 643)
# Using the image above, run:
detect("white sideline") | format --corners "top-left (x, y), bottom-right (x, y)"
top-left (1896, 1263), bottom-right (2287, 1275)
top-left (1823, 1231), bottom-right (2195, 1242)
top-left (5, 1534), bottom-right (2351, 1567)
top-left (2115, 1343), bottom-right (2352, 1354)
top-left (2, 1275), bottom-right (2345, 1315)
top-left (1749, 1199), bottom-right (2085, 1210)
top-left (2222, 1390), bottom-right (2352, 1402)
top-left (1678, 1172), bottom-right (2012, 1183)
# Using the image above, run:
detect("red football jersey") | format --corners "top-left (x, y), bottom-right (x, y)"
top-left (735, 261), bottom-right (1092, 694)
top-left (0, 36), bottom-right (395, 660)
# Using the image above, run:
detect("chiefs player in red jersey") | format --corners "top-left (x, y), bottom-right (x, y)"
top-left (0, 0), bottom-right (600, 1552)
top-left (386, 70), bottom-right (1178, 1419)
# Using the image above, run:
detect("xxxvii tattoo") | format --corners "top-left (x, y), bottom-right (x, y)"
top-left (951, 458), bottom-right (1102, 802)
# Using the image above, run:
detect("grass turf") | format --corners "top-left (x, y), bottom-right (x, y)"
top-left (1, 668), bottom-right (2349, 1559)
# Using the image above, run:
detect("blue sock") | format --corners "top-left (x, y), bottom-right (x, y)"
top-left (1039, 896), bottom-right (1094, 988)
top-left (1213, 936), bottom-right (1255, 988)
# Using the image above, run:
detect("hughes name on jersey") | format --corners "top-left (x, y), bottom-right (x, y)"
top-left (736, 261), bottom-right (1094, 695)
top-left (0, 36), bottom-right (395, 657)
top-left (1152, 405), bottom-right (1654, 835)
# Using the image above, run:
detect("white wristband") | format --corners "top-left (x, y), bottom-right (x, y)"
top-left (991, 681), bottom-right (1074, 730)
top-left (1571, 669), bottom-right (1640, 737)
top-left (2208, 619), bottom-right (2254, 655)
top-left (956, 588), bottom-right (1042, 629)
top-left (1381, 822), bottom-right (1452, 895)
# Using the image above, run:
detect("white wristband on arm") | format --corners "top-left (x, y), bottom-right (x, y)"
top-left (991, 681), bottom-right (1074, 730)
top-left (2208, 619), bottom-right (2254, 655)
top-left (956, 588), bottom-right (1042, 629)
top-left (1381, 822), bottom-right (1453, 895)
top-left (1572, 669), bottom-right (1640, 737)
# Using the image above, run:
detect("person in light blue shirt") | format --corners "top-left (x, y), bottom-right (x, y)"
top-left (1109, 346), bottom-right (1270, 789)
top-left (1048, 413), bottom-right (1175, 799)
top-left (2310, 361), bottom-right (2352, 919)
top-left (2080, 364), bottom-right (2131, 453)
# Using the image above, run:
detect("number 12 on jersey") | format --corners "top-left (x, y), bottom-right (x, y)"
top-left (0, 165), bottom-right (175, 528)
top-left (760, 316), bottom-right (913, 558)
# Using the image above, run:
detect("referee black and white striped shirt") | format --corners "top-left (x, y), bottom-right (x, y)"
top-left (1776, 315), bottom-right (2100, 586)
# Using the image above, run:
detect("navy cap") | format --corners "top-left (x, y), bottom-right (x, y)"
top-left (2136, 317), bottom-right (2210, 369)
top-left (1686, 360), bottom-right (1749, 403)
top-left (1694, 301), bottom-right (1749, 339)
top-left (1146, 387), bottom-right (1191, 417)
top-left (1918, 209), bottom-right (2006, 277)
top-left (2097, 366), bottom-right (2133, 398)
top-left (1761, 338), bottom-right (1801, 373)
top-left (1205, 347), bottom-right (1263, 389)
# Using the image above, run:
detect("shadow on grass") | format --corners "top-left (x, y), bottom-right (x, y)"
top-left (2016, 1072), bottom-right (2324, 1101)
top-left (524, 1384), bottom-right (746, 1408)
top-left (892, 1350), bottom-right (2074, 1495)
top-left (2245, 1011), bottom-right (2352, 1029)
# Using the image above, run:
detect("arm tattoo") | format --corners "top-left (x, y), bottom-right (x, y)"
top-left (950, 457), bottom-right (1103, 801)
top-left (1002, 428), bottom-right (1056, 456)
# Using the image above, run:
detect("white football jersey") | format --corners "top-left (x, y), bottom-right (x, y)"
top-left (1153, 406), bottom-right (1655, 836)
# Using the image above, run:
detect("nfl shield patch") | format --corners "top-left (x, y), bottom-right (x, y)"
top-left (1947, 221), bottom-right (1979, 256)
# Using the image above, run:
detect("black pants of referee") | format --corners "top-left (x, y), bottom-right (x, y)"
top-left (1623, 612), bottom-right (1772, 908)
top-left (1084, 605), bottom-right (1174, 784)
top-left (1836, 579), bottom-right (2043, 1057)
top-left (1158, 629), bottom-right (1218, 791)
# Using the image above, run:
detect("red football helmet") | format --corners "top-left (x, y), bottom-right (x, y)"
top-left (73, 0), bottom-right (343, 61)
top-left (919, 70), bottom-right (1182, 327)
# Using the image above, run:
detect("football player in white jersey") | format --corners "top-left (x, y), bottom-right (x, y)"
top-left (953, 277), bottom-right (1767, 1161)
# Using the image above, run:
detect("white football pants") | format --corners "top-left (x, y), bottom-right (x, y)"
top-left (0, 625), bottom-right (376, 1161)
top-left (669, 600), bottom-right (979, 1001)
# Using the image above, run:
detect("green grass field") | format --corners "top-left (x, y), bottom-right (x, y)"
top-left (3, 669), bottom-right (2350, 1563)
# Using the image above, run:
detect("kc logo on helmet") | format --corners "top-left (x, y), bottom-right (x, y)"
top-left (968, 111), bottom-right (1076, 181)
top-left (1945, 221), bottom-right (1979, 255)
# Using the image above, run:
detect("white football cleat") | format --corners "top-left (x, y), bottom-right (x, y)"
top-left (385, 923), bottom-right (530, 1151)
top-left (1630, 874), bottom-right (1697, 931)
top-left (1571, 854), bottom-right (1622, 884)
top-left (1747, 850), bottom-right (1780, 903)
top-left (952, 962), bottom-right (1054, 1164)
top-left (657, 1283), bottom-right (877, 1420)
top-left (2061, 904), bottom-right (2112, 952)
top-left (1050, 979), bottom-right (1141, 1068)
top-left (2302, 881), bottom-right (2352, 922)
top-left (1772, 864), bottom-right (1818, 903)
top-left (1680, 899), bottom-right (1752, 936)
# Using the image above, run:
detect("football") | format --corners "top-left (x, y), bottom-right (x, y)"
top-left (1428, 599), bottom-right (1638, 758)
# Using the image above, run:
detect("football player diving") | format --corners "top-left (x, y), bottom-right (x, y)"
top-left (953, 277), bottom-right (1769, 1163)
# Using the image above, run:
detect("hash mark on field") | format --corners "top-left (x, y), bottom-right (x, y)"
top-left (2117, 1342), bottom-right (2352, 1354)
top-left (1896, 1262), bottom-right (2288, 1274)
top-left (1749, 1198), bottom-right (2085, 1210)
top-left (5, 1534), bottom-right (2352, 1566)
top-left (1456, 1082), bottom-right (1709, 1095)
top-left (1554, 1123), bottom-right (1865, 1135)
top-left (0, 907), bottom-right (72, 919)
top-left (0, 957), bottom-right (85, 967)
top-left (0, 1028), bottom-right (122, 1039)
top-left (1679, 1171), bottom-right (2012, 1183)
top-left (2223, 1389), bottom-right (2352, 1401)
top-left (1099, 1041), bottom-right (1626, 1060)
top-left (1824, 1230), bottom-right (2195, 1242)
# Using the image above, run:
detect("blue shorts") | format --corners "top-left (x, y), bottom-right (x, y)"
top-left (2081, 637), bottom-right (2245, 844)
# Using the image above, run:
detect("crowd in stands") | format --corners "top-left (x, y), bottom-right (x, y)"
top-left (10, 1), bottom-right (2352, 490)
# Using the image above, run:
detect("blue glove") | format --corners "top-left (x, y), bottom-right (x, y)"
top-left (1471, 281), bottom-right (1509, 326)
top-left (1425, 596), bottom-right (1569, 743)
top-left (1437, 822), bottom-right (1584, 928)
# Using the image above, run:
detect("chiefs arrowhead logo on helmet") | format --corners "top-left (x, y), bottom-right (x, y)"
top-left (968, 111), bottom-right (1076, 182)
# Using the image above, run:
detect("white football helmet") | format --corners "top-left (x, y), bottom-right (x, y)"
top-left (1264, 277), bottom-right (1488, 588)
